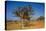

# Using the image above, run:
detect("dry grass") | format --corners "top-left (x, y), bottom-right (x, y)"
top-left (6, 20), bottom-right (44, 30)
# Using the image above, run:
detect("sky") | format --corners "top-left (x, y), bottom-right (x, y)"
top-left (6, 1), bottom-right (44, 20)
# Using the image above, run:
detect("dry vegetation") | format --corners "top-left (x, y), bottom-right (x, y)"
top-left (6, 20), bottom-right (44, 30)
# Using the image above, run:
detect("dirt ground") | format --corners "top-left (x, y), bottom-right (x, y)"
top-left (6, 20), bottom-right (44, 30)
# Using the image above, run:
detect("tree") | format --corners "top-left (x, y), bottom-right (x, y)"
top-left (37, 16), bottom-right (44, 21)
top-left (13, 5), bottom-right (34, 27)
top-left (13, 5), bottom-right (34, 21)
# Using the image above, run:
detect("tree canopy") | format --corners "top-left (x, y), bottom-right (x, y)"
top-left (13, 5), bottom-right (34, 20)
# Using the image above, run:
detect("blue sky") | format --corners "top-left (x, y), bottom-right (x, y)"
top-left (6, 1), bottom-right (44, 20)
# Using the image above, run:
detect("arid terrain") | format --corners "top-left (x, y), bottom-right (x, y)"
top-left (6, 20), bottom-right (44, 30)
top-left (5, 1), bottom-right (44, 30)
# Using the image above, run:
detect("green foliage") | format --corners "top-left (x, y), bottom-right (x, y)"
top-left (37, 16), bottom-right (44, 21)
